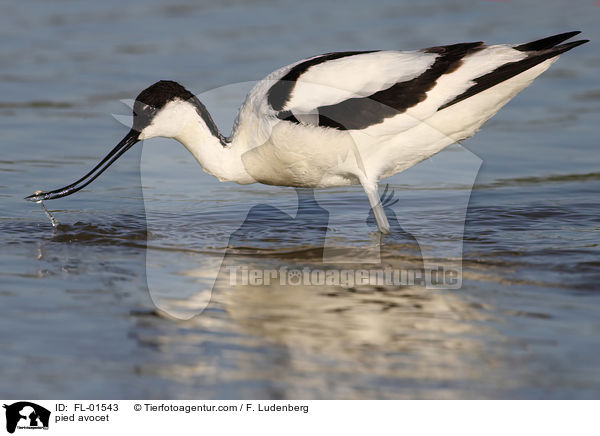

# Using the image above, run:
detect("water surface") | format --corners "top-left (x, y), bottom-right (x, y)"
top-left (1, 0), bottom-right (599, 399)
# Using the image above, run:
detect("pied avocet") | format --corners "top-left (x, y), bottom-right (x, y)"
top-left (27, 31), bottom-right (588, 234)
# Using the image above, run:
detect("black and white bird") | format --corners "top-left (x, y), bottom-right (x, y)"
top-left (28, 31), bottom-right (588, 234)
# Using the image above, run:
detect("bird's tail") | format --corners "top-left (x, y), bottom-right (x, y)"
top-left (514, 31), bottom-right (588, 53)
top-left (438, 31), bottom-right (588, 110)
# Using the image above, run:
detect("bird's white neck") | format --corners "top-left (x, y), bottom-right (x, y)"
top-left (138, 98), bottom-right (255, 184)
top-left (172, 108), bottom-right (255, 184)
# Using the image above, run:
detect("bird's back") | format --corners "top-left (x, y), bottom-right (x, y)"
top-left (230, 32), bottom-right (587, 186)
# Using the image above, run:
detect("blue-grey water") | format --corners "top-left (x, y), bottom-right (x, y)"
top-left (1, 0), bottom-right (599, 399)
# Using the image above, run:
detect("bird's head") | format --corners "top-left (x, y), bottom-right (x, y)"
top-left (26, 80), bottom-right (207, 202)
top-left (133, 80), bottom-right (201, 140)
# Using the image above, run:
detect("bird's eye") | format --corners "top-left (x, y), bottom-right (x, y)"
top-left (135, 104), bottom-right (156, 116)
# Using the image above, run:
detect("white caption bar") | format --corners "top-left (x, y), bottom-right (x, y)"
top-left (0, 400), bottom-right (597, 435)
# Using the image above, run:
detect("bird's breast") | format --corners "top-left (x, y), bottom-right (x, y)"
top-left (239, 121), bottom-right (362, 187)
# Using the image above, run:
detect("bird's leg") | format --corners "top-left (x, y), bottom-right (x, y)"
top-left (294, 187), bottom-right (318, 214)
top-left (361, 180), bottom-right (390, 234)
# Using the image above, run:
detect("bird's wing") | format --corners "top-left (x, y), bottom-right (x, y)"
top-left (266, 50), bottom-right (437, 113)
top-left (248, 32), bottom-right (586, 136)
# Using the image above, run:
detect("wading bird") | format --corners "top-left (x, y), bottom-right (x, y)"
top-left (27, 32), bottom-right (588, 233)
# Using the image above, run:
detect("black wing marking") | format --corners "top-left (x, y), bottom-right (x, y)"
top-left (514, 31), bottom-right (581, 52)
top-left (438, 37), bottom-right (588, 111)
top-left (267, 51), bottom-right (378, 111)
top-left (278, 42), bottom-right (483, 130)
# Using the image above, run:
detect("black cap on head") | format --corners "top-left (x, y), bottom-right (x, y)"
top-left (133, 80), bottom-right (194, 132)
top-left (25, 80), bottom-right (226, 202)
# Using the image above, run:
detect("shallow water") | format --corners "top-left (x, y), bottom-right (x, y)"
top-left (1, 0), bottom-right (599, 399)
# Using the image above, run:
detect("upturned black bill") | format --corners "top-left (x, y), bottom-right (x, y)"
top-left (25, 129), bottom-right (140, 202)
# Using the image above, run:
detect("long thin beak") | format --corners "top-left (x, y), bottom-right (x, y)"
top-left (25, 129), bottom-right (140, 202)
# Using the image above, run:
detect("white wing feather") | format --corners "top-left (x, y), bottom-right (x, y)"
top-left (283, 51), bottom-right (436, 112)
